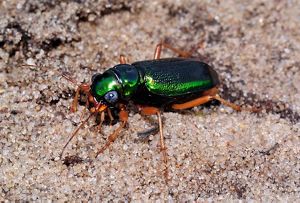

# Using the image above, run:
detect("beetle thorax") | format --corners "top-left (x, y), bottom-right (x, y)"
top-left (112, 64), bottom-right (139, 98)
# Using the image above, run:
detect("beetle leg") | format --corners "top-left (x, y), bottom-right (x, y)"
top-left (60, 113), bottom-right (94, 159)
top-left (106, 108), bottom-right (115, 126)
top-left (212, 94), bottom-right (241, 111)
top-left (62, 72), bottom-right (80, 86)
top-left (119, 55), bottom-right (127, 64)
top-left (213, 94), bottom-right (261, 112)
top-left (96, 111), bottom-right (106, 132)
top-left (71, 83), bottom-right (90, 112)
top-left (157, 111), bottom-right (167, 180)
top-left (172, 90), bottom-right (259, 112)
top-left (139, 106), bottom-right (169, 181)
top-left (154, 42), bottom-right (192, 59)
top-left (62, 72), bottom-right (90, 112)
top-left (79, 95), bottom-right (90, 121)
top-left (154, 44), bottom-right (163, 59)
top-left (172, 95), bottom-right (213, 110)
top-left (172, 94), bottom-right (243, 111)
top-left (95, 105), bottom-right (128, 158)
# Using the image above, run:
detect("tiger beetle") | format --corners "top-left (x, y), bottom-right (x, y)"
top-left (61, 43), bottom-right (258, 179)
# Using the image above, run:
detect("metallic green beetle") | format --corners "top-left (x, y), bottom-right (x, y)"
top-left (62, 43), bottom-right (251, 179)
top-left (90, 58), bottom-right (220, 109)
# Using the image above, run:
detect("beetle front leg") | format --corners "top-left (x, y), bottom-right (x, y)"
top-left (60, 113), bottom-right (94, 159)
top-left (95, 105), bottom-right (128, 157)
top-left (154, 42), bottom-right (192, 59)
top-left (96, 111), bottom-right (106, 132)
top-left (71, 83), bottom-right (90, 112)
top-left (106, 108), bottom-right (115, 126)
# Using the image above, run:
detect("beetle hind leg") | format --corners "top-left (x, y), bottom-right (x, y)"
top-left (213, 94), bottom-right (260, 112)
top-left (172, 88), bottom-right (259, 112)
top-left (172, 94), bottom-right (243, 111)
top-left (212, 94), bottom-right (241, 111)
top-left (154, 42), bottom-right (192, 59)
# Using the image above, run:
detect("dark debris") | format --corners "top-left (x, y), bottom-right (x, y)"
top-left (259, 143), bottom-right (280, 156)
top-left (63, 155), bottom-right (84, 166)
top-left (0, 21), bottom-right (32, 57)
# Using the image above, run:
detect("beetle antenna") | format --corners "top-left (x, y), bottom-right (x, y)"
top-left (21, 64), bottom-right (80, 86)
top-left (60, 113), bottom-right (93, 159)
top-left (62, 72), bottom-right (80, 86)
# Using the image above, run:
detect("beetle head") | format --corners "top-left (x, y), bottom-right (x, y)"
top-left (90, 72), bottom-right (122, 110)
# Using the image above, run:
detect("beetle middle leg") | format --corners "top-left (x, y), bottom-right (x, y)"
top-left (154, 42), bottom-right (192, 59)
top-left (119, 55), bottom-right (128, 64)
top-left (139, 106), bottom-right (169, 180)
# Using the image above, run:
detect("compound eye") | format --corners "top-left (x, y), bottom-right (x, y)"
top-left (104, 90), bottom-right (118, 104)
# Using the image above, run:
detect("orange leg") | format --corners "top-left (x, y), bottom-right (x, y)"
top-left (213, 95), bottom-right (242, 111)
top-left (171, 86), bottom-right (260, 112)
top-left (96, 111), bottom-right (106, 132)
top-left (96, 108), bottom-right (116, 133)
top-left (61, 72), bottom-right (90, 113)
top-left (172, 94), bottom-right (243, 111)
top-left (119, 55), bottom-right (127, 64)
top-left (71, 83), bottom-right (90, 112)
top-left (79, 96), bottom-right (90, 121)
top-left (140, 107), bottom-right (166, 150)
top-left (172, 87), bottom-right (241, 110)
top-left (60, 113), bottom-right (94, 159)
top-left (140, 106), bottom-right (169, 181)
top-left (172, 95), bottom-right (213, 110)
top-left (107, 108), bottom-right (114, 125)
top-left (95, 105), bottom-right (128, 158)
top-left (154, 42), bottom-right (192, 59)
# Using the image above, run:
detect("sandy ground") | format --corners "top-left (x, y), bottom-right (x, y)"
top-left (1, 0), bottom-right (299, 201)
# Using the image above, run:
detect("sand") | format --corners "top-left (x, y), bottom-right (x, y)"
top-left (0, 0), bottom-right (299, 201)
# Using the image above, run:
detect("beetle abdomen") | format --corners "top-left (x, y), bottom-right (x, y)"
top-left (132, 58), bottom-right (219, 97)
